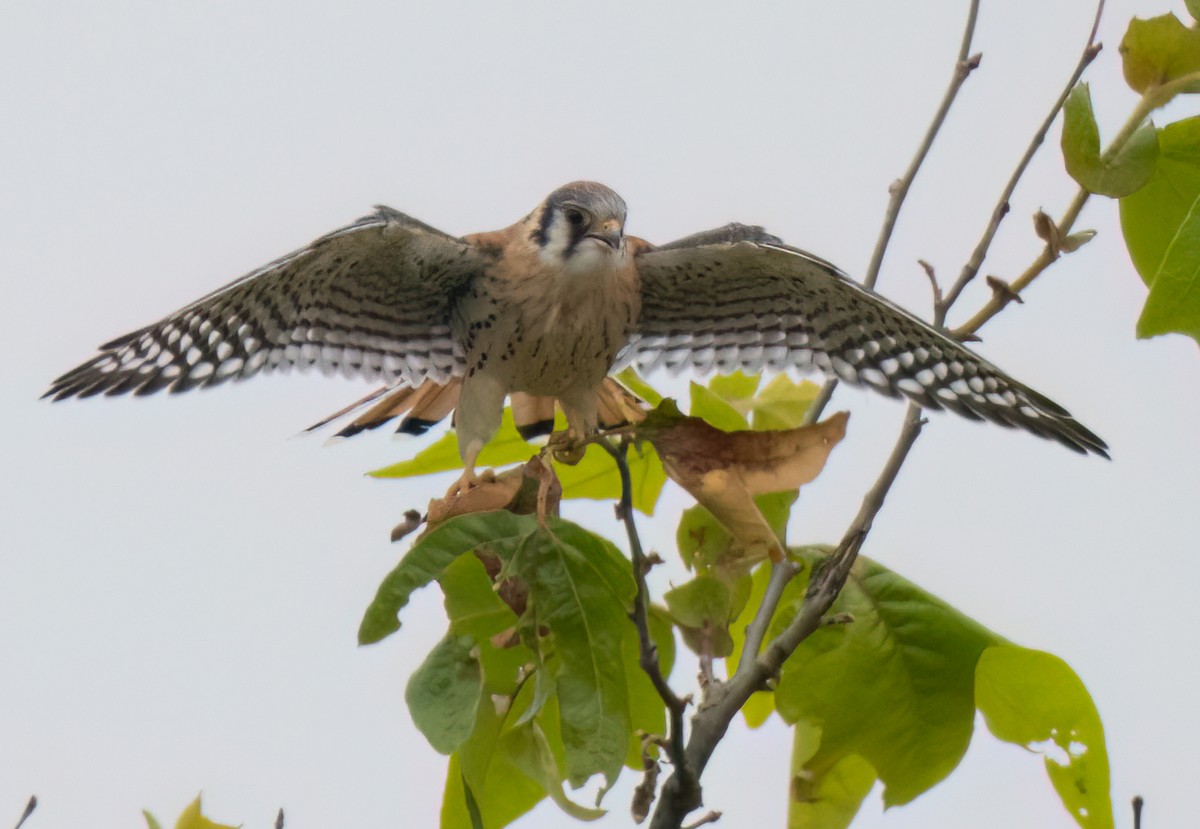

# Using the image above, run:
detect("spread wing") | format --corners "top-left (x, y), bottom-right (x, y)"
top-left (45, 207), bottom-right (488, 399)
top-left (629, 235), bottom-right (1108, 457)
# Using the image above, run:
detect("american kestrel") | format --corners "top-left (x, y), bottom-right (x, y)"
top-left (46, 181), bottom-right (1108, 493)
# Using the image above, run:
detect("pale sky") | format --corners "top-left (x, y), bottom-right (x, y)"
top-left (2, 1), bottom-right (1196, 827)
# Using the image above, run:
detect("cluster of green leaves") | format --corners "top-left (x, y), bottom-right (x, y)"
top-left (1061, 10), bottom-right (1200, 344)
top-left (360, 511), bottom-right (675, 826)
top-left (727, 549), bottom-right (1110, 829)
top-left (362, 370), bottom-right (1112, 829)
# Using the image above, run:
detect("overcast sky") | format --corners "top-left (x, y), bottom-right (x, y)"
top-left (2, 1), bottom-right (1196, 827)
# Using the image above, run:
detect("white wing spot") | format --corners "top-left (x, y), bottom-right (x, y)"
top-left (830, 356), bottom-right (857, 382)
top-left (859, 367), bottom-right (889, 389)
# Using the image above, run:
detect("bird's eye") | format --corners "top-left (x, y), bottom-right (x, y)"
top-left (565, 209), bottom-right (586, 227)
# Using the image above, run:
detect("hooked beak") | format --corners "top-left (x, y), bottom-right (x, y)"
top-left (584, 219), bottom-right (623, 250)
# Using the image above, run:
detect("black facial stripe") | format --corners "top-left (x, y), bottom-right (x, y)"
top-left (531, 206), bottom-right (554, 247)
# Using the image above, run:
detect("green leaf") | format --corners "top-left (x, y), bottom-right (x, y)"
top-left (142, 812), bottom-right (163, 829)
top-left (1137, 191), bottom-right (1200, 344)
top-left (442, 553), bottom-right (533, 696)
top-left (676, 492), bottom-right (796, 572)
top-left (501, 721), bottom-right (606, 821)
top-left (788, 721), bottom-right (877, 829)
top-left (1061, 83), bottom-right (1158, 197)
top-left (407, 634), bottom-right (484, 755)
top-left (750, 375), bottom-right (821, 430)
top-left (442, 700), bottom-right (546, 829)
top-left (1189, 0), bottom-right (1200, 23)
top-left (513, 521), bottom-right (636, 788)
top-left (664, 573), bottom-right (733, 628)
top-left (977, 646), bottom-right (1113, 829)
top-left (774, 552), bottom-right (1001, 808)
top-left (707, 370), bottom-right (761, 401)
top-left (1120, 14), bottom-right (1200, 94)
top-left (369, 408), bottom-right (536, 478)
top-left (615, 366), bottom-right (664, 406)
top-left (1120, 117), bottom-right (1200, 283)
top-left (690, 381), bottom-right (750, 431)
top-left (360, 511), bottom-right (536, 645)
top-left (554, 441), bottom-right (667, 516)
top-left (442, 554), bottom-right (518, 640)
top-left (664, 572), bottom-right (737, 658)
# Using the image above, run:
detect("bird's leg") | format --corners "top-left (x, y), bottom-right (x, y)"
top-left (447, 371), bottom-right (507, 497)
top-left (446, 440), bottom-right (484, 497)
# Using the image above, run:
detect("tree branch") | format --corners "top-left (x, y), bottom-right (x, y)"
top-left (939, 0), bottom-right (1105, 318)
top-left (735, 559), bottom-right (800, 676)
top-left (651, 3), bottom-right (1112, 826)
top-left (600, 438), bottom-right (696, 804)
top-left (806, 0), bottom-right (981, 427)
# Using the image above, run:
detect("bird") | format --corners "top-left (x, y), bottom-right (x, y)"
top-left (45, 181), bottom-right (1108, 494)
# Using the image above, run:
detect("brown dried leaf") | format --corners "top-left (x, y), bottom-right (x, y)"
top-left (424, 458), bottom-right (561, 531)
top-left (639, 402), bottom-right (848, 563)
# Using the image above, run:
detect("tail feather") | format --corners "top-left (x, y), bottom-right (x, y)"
top-left (511, 393), bottom-right (556, 441)
top-left (308, 376), bottom-right (648, 442)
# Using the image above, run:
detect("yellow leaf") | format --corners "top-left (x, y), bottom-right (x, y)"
top-left (171, 796), bottom-right (239, 829)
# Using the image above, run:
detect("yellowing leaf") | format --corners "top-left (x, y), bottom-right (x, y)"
top-left (639, 401), bottom-right (848, 563)
top-left (369, 408), bottom-right (537, 478)
top-left (159, 797), bottom-right (238, 829)
top-left (1120, 14), bottom-right (1200, 94)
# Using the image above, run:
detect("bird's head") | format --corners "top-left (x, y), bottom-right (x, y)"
top-left (532, 181), bottom-right (627, 272)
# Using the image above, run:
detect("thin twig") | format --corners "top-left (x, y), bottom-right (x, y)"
top-left (864, 1), bottom-right (981, 292)
top-left (14, 797), bottom-right (36, 829)
top-left (1132, 795), bottom-right (1144, 829)
top-left (951, 67), bottom-right (1200, 336)
top-left (806, 0), bottom-right (982, 426)
top-left (735, 559), bottom-right (800, 676)
top-left (939, 0), bottom-right (1105, 319)
top-left (599, 439), bottom-right (694, 786)
top-left (761, 407), bottom-right (924, 668)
